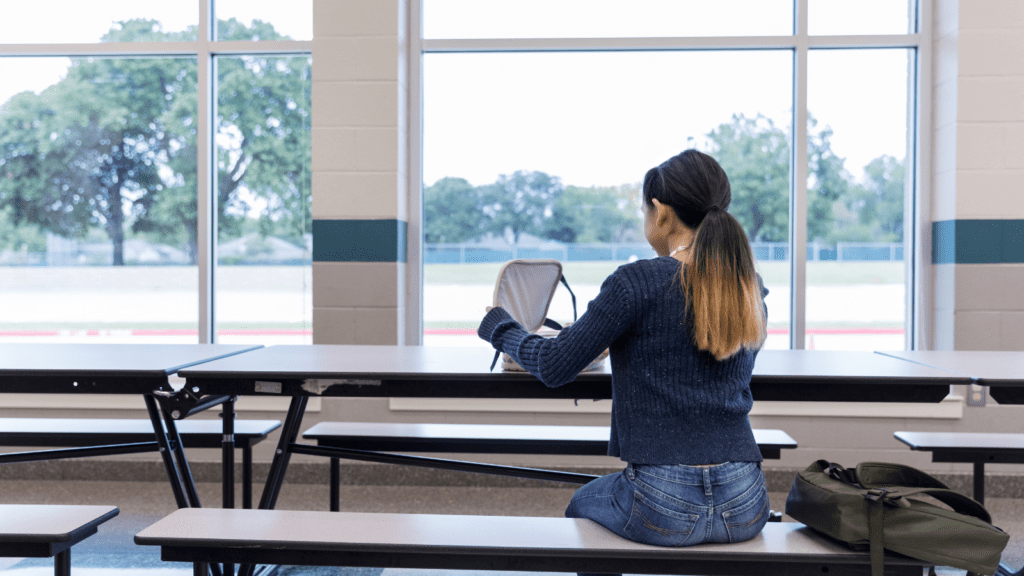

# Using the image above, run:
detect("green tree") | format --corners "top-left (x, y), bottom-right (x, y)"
top-left (141, 18), bottom-right (311, 260)
top-left (827, 155), bottom-right (905, 243)
top-left (806, 117), bottom-right (850, 241)
top-left (0, 20), bottom-right (192, 265)
top-left (213, 19), bottom-right (311, 249)
top-left (424, 177), bottom-right (484, 242)
top-left (545, 184), bottom-right (640, 243)
top-left (482, 170), bottom-right (563, 244)
top-left (705, 114), bottom-right (789, 242)
top-left (705, 113), bottom-right (852, 243)
top-left (0, 18), bottom-right (310, 265)
top-left (0, 206), bottom-right (46, 254)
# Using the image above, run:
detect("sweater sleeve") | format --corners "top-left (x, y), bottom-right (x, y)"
top-left (476, 271), bottom-right (632, 388)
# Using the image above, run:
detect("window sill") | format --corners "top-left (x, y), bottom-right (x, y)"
top-left (389, 395), bottom-right (964, 419)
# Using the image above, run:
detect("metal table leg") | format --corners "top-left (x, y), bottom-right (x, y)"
top-left (144, 394), bottom-right (188, 509)
top-left (221, 398), bottom-right (236, 510)
top-left (257, 396), bottom-right (308, 510)
top-left (330, 457), bottom-right (340, 512)
top-left (161, 411), bottom-right (202, 508)
top-left (221, 398), bottom-right (236, 576)
top-left (54, 549), bottom-right (70, 576)
top-left (240, 396), bottom-right (308, 576)
top-left (243, 447), bottom-right (253, 509)
top-left (973, 461), bottom-right (986, 504)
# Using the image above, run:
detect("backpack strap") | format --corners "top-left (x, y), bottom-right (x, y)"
top-left (825, 462), bottom-right (860, 485)
top-left (542, 318), bottom-right (564, 330)
top-left (888, 487), bottom-right (993, 524)
top-left (855, 463), bottom-right (993, 523)
top-left (864, 489), bottom-right (887, 576)
top-left (559, 275), bottom-right (577, 322)
top-left (855, 462), bottom-right (951, 490)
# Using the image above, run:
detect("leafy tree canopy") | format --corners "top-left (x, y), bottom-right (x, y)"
top-left (0, 18), bottom-right (310, 264)
top-left (424, 177), bottom-right (483, 243)
top-left (422, 114), bottom-right (904, 250)
top-left (481, 170), bottom-right (564, 244)
top-left (546, 184), bottom-right (640, 243)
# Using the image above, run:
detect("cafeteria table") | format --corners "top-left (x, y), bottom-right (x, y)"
top-left (877, 350), bottom-right (1024, 404)
top-left (0, 343), bottom-right (261, 510)
top-left (877, 350), bottom-right (1024, 576)
top-left (177, 345), bottom-right (970, 514)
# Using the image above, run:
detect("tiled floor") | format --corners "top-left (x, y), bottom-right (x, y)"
top-left (2, 479), bottom-right (1023, 576)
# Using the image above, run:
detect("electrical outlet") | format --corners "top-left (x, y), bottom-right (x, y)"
top-left (967, 384), bottom-right (987, 407)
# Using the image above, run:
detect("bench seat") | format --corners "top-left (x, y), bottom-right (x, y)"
top-left (0, 417), bottom-right (280, 448)
top-left (303, 423), bottom-right (796, 458)
top-left (1, 504), bottom-right (118, 576)
top-left (895, 430), bottom-right (1024, 503)
top-left (303, 423), bottom-right (797, 511)
top-left (0, 418), bottom-right (281, 508)
top-left (135, 509), bottom-right (931, 576)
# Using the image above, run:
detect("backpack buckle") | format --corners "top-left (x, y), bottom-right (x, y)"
top-left (865, 488), bottom-right (888, 502)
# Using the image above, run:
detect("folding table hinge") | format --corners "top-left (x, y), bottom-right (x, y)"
top-left (152, 388), bottom-right (201, 420)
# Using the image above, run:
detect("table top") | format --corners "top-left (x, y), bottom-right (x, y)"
top-left (754, 350), bottom-right (965, 383)
top-left (178, 346), bottom-right (967, 402)
top-left (0, 344), bottom-right (262, 394)
top-left (878, 350), bottom-right (1024, 386)
top-left (0, 505), bottom-right (119, 543)
top-left (0, 343), bottom-right (262, 378)
top-left (180, 345), bottom-right (604, 381)
top-left (180, 346), bottom-right (963, 382)
top-left (894, 431), bottom-right (1024, 451)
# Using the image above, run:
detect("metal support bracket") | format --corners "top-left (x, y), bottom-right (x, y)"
top-left (152, 389), bottom-right (232, 420)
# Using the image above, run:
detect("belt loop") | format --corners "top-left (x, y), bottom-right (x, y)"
top-left (703, 467), bottom-right (712, 496)
top-left (626, 463), bottom-right (634, 480)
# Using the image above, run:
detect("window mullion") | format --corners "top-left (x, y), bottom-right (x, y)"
top-left (790, 0), bottom-right (808, 350)
top-left (406, 0), bottom-right (425, 345)
top-left (911, 0), bottom-right (931, 351)
top-left (197, 0), bottom-right (215, 344)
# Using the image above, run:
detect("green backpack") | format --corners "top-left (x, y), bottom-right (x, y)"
top-left (785, 460), bottom-right (1010, 576)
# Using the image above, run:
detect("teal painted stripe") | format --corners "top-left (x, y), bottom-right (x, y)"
top-left (313, 219), bottom-right (407, 263)
top-left (933, 219), bottom-right (1024, 264)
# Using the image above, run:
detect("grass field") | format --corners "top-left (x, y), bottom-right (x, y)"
top-left (0, 265), bottom-right (312, 291)
top-left (0, 263), bottom-right (904, 337)
top-left (424, 261), bottom-right (905, 286)
top-left (0, 261), bottom-right (904, 290)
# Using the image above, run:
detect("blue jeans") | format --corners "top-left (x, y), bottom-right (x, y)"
top-left (565, 461), bottom-right (768, 553)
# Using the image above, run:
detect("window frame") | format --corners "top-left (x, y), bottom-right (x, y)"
top-left (408, 0), bottom-right (931, 350)
top-left (0, 0), bottom-right (312, 343)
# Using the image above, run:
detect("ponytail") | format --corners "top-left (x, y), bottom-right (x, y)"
top-left (682, 207), bottom-right (766, 361)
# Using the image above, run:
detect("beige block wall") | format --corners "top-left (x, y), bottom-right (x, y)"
top-left (932, 0), bottom-right (1024, 352)
top-left (311, 0), bottom-right (410, 348)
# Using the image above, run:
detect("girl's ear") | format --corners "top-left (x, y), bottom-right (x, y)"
top-left (651, 198), bottom-right (671, 228)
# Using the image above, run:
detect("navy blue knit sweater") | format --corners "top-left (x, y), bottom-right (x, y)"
top-left (478, 256), bottom-right (767, 465)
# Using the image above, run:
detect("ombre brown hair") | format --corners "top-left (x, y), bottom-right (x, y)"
top-left (643, 150), bottom-right (766, 361)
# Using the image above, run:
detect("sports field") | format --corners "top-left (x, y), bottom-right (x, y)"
top-left (0, 261), bottom-right (906, 349)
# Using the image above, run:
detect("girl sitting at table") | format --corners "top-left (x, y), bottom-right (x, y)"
top-left (477, 149), bottom-right (770, 554)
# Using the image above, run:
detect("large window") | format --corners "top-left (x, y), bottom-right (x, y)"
top-left (418, 0), bottom-right (922, 351)
top-left (0, 2), bottom-right (311, 344)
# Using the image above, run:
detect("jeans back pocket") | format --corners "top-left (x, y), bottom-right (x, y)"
top-left (722, 481), bottom-right (769, 543)
top-left (623, 490), bottom-right (700, 547)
